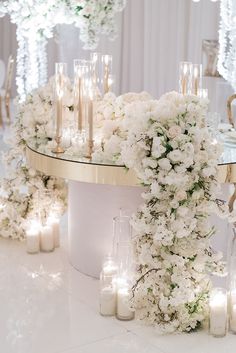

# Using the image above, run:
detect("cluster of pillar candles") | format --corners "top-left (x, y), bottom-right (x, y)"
top-left (179, 61), bottom-right (208, 98)
top-left (209, 287), bottom-right (236, 337)
top-left (52, 53), bottom-right (114, 157)
top-left (99, 214), bottom-right (135, 321)
top-left (25, 207), bottom-right (61, 254)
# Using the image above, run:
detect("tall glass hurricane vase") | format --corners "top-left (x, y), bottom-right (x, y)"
top-left (229, 226), bottom-right (236, 333)
top-left (113, 215), bottom-right (133, 274)
top-left (179, 61), bottom-right (193, 95)
top-left (52, 63), bottom-right (67, 154)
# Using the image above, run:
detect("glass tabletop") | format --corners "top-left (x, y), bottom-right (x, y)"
top-left (27, 137), bottom-right (236, 168)
top-left (26, 138), bottom-right (123, 168)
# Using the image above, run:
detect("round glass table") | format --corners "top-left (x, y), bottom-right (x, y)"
top-left (26, 140), bottom-right (144, 278)
top-left (26, 140), bottom-right (236, 278)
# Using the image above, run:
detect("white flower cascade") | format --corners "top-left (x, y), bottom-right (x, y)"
top-left (0, 79), bottom-right (69, 239)
top-left (0, 81), bottom-right (225, 333)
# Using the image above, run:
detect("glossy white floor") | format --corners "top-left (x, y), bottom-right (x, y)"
top-left (0, 127), bottom-right (235, 353)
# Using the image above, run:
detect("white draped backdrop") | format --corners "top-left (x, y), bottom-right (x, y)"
top-left (0, 0), bottom-right (220, 99)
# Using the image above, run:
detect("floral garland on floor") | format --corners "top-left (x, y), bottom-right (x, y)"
top-left (0, 0), bottom-right (126, 98)
top-left (0, 79), bottom-right (228, 332)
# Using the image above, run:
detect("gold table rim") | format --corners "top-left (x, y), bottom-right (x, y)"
top-left (26, 144), bottom-right (140, 187)
top-left (26, 144), bottom-right (236, 185)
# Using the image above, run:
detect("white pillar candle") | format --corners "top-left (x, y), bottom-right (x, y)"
top-left (230, 290), bottom-right (236, 333)
top-left (116, 284), bottom-right (134, 321)
top-left (209, 288), bottom-right (228, 337)
top-left (40, 225), bottom-right (54, 252)
top-left (48, 216), bottom-right (60, 248)
top-left (26, 228), bottom-right (40, 254)
top-left (100, 285), bottom-right (116, 316)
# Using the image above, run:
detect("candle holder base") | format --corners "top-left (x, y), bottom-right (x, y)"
top-left (85, 140), bottom-right (94, 160)
top-left (27, 250), bottom-right (39, 254)
top-left (40, 248), bottom-right (55, 253)
top-left (116, 313), bottom-right (134, 321)
top-left (52, 145), bottom-right (65, 154)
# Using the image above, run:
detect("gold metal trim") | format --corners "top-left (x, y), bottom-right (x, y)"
top-left (26, 145), bottom-right (140, 187)
top-left (227, 94), bottom-right (236, 127)
top-left (217, 164), bottom-right (236, 183)
top-left (26, 144), bottom-right (236, 186)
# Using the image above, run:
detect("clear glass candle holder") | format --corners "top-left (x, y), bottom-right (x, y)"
top-left (116, 275), bottom-right (134, 321)
top-left (99, 260), bottom-right (117, 316)
top-left (209, 287), bottom-right (228, 337)
top-left (192, 64), bottom-right (202, 95)
top-left (74, 62), bottom-right (89, 134)
top-left (101, 54), bottom-right (112, 95)
top-left (90, 52), bottom-right (102, 97)
top-left (229, 227), bottom-right (236, 333)
top-left (113, 215), bottom-right (133, 272)
top-left (198, 88), bottom-right (208, 99)
top-left (179, 61), bottom-right (193, 95)
top-left (52, 62), bottom-right (67, 154)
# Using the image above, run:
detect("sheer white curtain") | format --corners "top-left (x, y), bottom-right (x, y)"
top-left (0, 0), bottom-right (220, 98)
top-left (55, 0), bottom-right (220, 98)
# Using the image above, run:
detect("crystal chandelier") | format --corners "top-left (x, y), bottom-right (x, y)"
top-left (218, 0), bottom-right (236, 91)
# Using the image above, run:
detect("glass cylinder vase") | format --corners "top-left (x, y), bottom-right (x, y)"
top-left (179, 61), bottom-right (192, 95)
top-left (192, 64), bottom-right (202, 95)
top-left (229, 226), bottom-right (236, 333)
top-left (52, 62), bottom-right (67, 154)
top-left (99, 256), bottom-right (117, 316)
top-left (113, 215), bottom-right (133, 273)
top-left (209, 287), bottom-right (228, 337)
top-left (101, 54), bottom-right (112, 95)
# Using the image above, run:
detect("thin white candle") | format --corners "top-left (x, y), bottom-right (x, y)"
top-left (40, 225), bottom-right (54, 252)
top-left (209, 288), bottom-right (228, 337)
top-left (88, 91), bottom-right (93, 142)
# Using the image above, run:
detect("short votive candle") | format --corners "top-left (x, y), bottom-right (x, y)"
top-left (209, 288), bottom-right (228, 337)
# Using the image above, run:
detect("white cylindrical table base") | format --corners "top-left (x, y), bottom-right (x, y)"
top-left (68, 180), bottom-right (143, 278)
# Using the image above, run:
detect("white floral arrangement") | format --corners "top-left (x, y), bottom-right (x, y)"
top-left (0, 79), bottom-right (226, 332)
top-left (91, 91), bottom-right (225, 332)
top-left (0, 0), bottom-right (126, 98)
top-left (0, 79), bottom-right (70, 240)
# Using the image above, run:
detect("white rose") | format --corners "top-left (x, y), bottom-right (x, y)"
top-left (175, 190), bottom-right (187, 201)
top-left (168, 150), bottom-right (183, 163)
top-left (168, 125), bottom-right (181, 139)
top-left (152, 137), bottom-right (166, 158)
top-left (177, 206), bottom-right (189, 217)
top-left (158, 158), bottom-right (172, 171)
